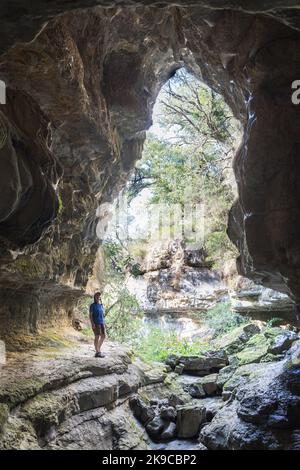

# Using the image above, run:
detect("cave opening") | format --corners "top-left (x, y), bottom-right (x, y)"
top-left (96, 66), bottom-right (244, 350)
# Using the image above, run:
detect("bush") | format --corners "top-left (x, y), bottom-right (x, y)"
top-left (133, 326), bottom-right (210, 363)
top-left (103, 287), bottom-right (143, 344)
top-left (265, 317), bottom-right (284, 328)
top-left (203, 301), bottom-right (248, 336)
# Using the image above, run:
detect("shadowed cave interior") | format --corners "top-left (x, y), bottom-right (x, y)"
top-left (0, 0), bottom-right (300, 451)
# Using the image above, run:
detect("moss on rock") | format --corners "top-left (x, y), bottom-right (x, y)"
top-left (0, 403), bottom-right (9, 434)
top-left (0, 377), bottom-right (45, 408)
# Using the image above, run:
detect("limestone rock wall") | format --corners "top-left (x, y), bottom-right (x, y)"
top-left (126, 240), bottom-right (227, 312)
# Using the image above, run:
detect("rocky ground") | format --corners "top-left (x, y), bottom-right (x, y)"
top-left (0, 322), bottom-right (299, 450)
top-left (0, 334), bottom-right (167, 450)
top-left (130, 323), bottom-right (300, 450)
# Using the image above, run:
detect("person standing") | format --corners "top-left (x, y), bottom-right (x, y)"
top-left (89, 292), bottom-right (106, 358)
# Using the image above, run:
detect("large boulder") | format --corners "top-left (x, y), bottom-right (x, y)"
top-left (181, 373), bottom-right (220, 398)
top-left (266, 329), bottom-right (298, 355)
top-left (166, 350), bottom-right (228, 376)
top-left (129, 396), bottom-right (155, 426)
top-left (145, 416), bottom-right (165, 439)
top-left (228, 327), bottom-right (298, 367)
top-left (176, 404), bottom-right (206, 438)
top-left (212, 324), bottom-right (260, 355)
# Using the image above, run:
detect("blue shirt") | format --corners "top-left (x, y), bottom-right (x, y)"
top-left (90, 302), bottom-right (105, 325)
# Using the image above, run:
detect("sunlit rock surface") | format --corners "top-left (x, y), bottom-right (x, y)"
top-left (127, 240), bottom-right (227, 313)
top-left (231, 277), bottom-right (296, 323)
top-left (0, 338), bottom-right (169, 450)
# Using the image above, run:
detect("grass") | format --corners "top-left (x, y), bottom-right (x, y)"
top-left (133, 326), bottom-right (210, 363)
top-left (203, 301), bottom-right (249, 336)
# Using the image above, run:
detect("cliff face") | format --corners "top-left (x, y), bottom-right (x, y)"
top-left (1, 2), bottom-right (300, 344)
top-left (127, 240), bottom-right (227, 313)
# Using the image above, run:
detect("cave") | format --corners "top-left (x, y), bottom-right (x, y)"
top-left (0, 0), bottom-right (300, 452)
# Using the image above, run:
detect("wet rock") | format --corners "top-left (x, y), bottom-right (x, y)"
top-left (176, 404), bottom-right (206, 438)
top-left (267, 330), bottom-right (298, 355)
top-left (181, 373), bottom-right (220, 398)
top-left (129, 396), bottom-right (155, 426)
top-left (200, 373), bottom-right (219, 396)
top-left (223, 363), bottom-right (268, 394)
top-left (167, 350), bottom-right (228, 376)
top-left (168, 393), bottom-right (185, 408)
top-left (227, 328), bottom-right (298, 367)
top-left (160, 406), bottom-right (176, 422)
top-left (216, 365), bottom-right (236, 389)
top-left (201, 397), bottom-right (224, 422)
top-left (185, 383), bottom-right (206, 399)
top-left (212, 323), bottom-right (260, 355)
top-left (200, 341), bottom-right (300, 449)
top-left (160, 422), bottom-right (177, 441)
top-left (222, 391), bottom-right (232, 401)
top-left (145, 416), bottom-right (165, 439)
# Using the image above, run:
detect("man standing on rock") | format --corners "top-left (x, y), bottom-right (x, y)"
top-left (89, 292), bottom-right (106, 358)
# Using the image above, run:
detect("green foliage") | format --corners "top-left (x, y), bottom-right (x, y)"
top-left (203, 301), bottom-right (249, 336)
top-left (103, 287), bottom-right (143, 343)
top-left (103, 241), bottom-right (143, 277)
top-left (57, 194), bottom-right (63, 216)
top-left (133, 326), bottom-right (210, 363)
top-left (127, 69), bottom-right (239, 264)
top-left (77, 296), bottom-right (91, 317)
top-left (100, 241), bottom-right (144, 343)
top-left (265, 317), bottom-right (284, 328)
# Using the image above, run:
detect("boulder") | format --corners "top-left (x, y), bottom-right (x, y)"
top-left (129, 396), bottom-right (155, 426)
top-left (145, 416), bottom-right (165, 439)
top-left (223, 363), bottom-right (268, 394)
top-left (200, 373), bottom-right (219, 396)
top-left (185, 383), bottom-right (206, 399)
top-left (160, 406), bottom-right (177, 422)
top-left (200, 341), bottom-right (300, 449)
top-left (160, 422), bottom-right (177, 441)
top-left (183, 373), bottom-right (219, 398)
top-left (216, 365), bottom-right (236, 389)
top-left (267, 330), bottom-right (298, 355)
top-left (168, 393), bottom-right (185, 408)
top-left (228, 328), bottom-right (298, 367)
top-left (176, 404), bottom-right (206, 438)
top-left (212, 324), bottom-right (260, 355)
top-left (201, 397), bottom-right (224, 422)
top-left (167, 350), bottom-right (228, 376)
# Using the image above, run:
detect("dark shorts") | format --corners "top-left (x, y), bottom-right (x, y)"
top-left (93, 324), bottom-right (106, 336)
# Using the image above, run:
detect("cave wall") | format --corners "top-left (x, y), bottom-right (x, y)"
top-left (1, 2), bottom-right (300, 343)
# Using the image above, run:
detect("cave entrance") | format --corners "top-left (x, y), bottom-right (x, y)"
top-left (95, 67), bottom-right (247, 355)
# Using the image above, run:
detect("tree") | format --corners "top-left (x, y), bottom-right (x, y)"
top-left (127, 69), bottom-right (239, 266)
